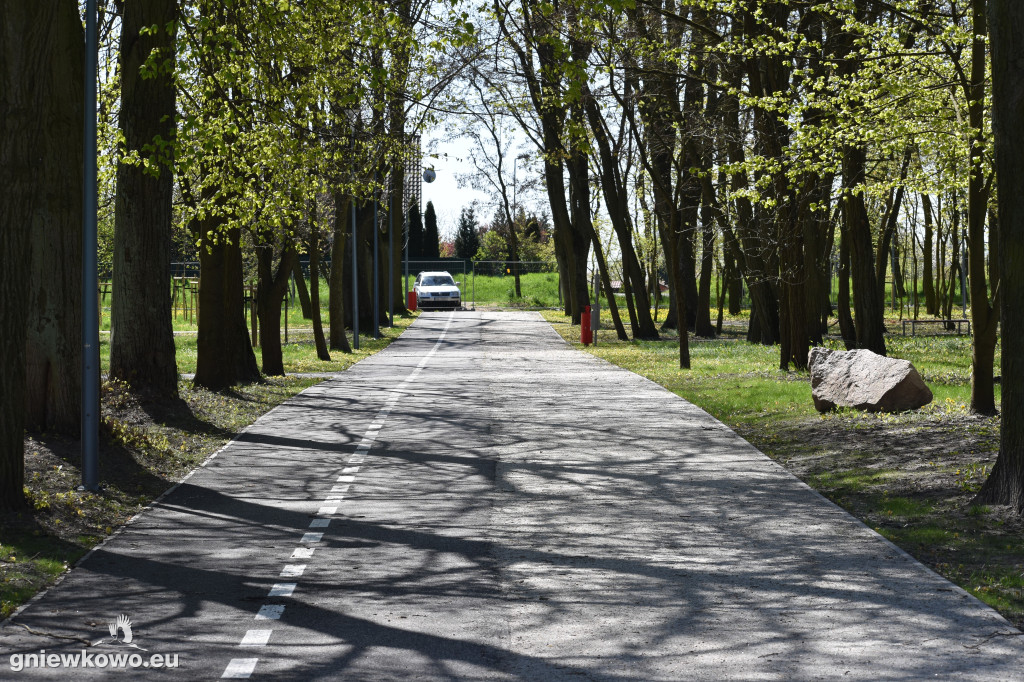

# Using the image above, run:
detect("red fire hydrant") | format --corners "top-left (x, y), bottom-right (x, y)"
top-left (581, 305), bottom-right (593, 345)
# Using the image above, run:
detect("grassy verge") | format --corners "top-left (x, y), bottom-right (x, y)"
top-left (100, 312), bottom-right (417, 374)
top-left (541, 310), bottom-right (1023, 629)
top-left (467, 271), bottom-right (562, 308)
top-left (2, 315), bottom-right (416, 620)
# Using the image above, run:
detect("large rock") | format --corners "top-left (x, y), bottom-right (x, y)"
top-left (808, 347), bottom-right (933, 413)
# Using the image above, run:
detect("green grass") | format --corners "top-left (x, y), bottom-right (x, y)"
top-left (99, 296), bottom-right (418, 375)
top-left (468, 271), bottom-right (562, 307)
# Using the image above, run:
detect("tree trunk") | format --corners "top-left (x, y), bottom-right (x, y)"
top-left (256, 243), bottom-right (296, 376)
top-left (194, 224), bottom-right (261, 390)
top-left (25, 0), bottom-right (84, 435)
top-left (842, 145), bottom-right (886, 354)
top-left (724, 228), bottom-right (743, 314)
top-left (109, 0), bottom-right (178, 398)
top-left (329, 191), bottom-right (352, 352)
top-left (581, 84), bottom-right (657, 339)
top-left (546, 156), bottom-right (582, 323)
top-left (696, 201), bottom-right (716, 338)
top-left (874, 150), bottom-right (912, 312)
top-left (837, 228), bottom-right (857, 350)
top-left (310, 218), bottom-right (331, 361)
top-left (975, 0), bottom-right (1024, 511)
top-left (292, 258), bottom-right (312, 319)
top-left (966, 0), bottom-right (997, 415)
top-left (922, 193), bottom-right (937, 315)
top-left (0, 2), bottom-right (77, 509)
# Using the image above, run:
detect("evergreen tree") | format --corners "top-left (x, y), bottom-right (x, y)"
top-left (423, 201), bottom-right (441, 258)
top-left (454, 205), bottom-right (480, 260)
top-left (407, 203), bottom-right (423, 260)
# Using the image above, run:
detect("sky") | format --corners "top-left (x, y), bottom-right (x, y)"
top-left (420, 133), bottom-right (491, 242)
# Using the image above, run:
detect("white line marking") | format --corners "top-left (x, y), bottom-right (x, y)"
top-left (323, 497), bottom-right (343, 504)
top-left (240, 629), bottom-right (272, 647)
top-left (268, 583), bottom-right (296, 597)
top-left (348, 456), bottom-right (365, 464)
top-left (256, 604), bottom-right (285, 620)
top-left (318, 506), bottom-right (338, 515)
top-left (291, 547), bottom-right (314, 559)
top-left (341, 466), bottom-right (360, 474)
top-left (222, 658), bottom-right (258, 678)
top-left (280, 564), bottom-right (306, 577)
top-left (336, 475), bottom-right (355, 483)
top-left (309, 518), bottom-right (330, 528)
top-left (300, 532), bottom-right (323, 543)
top-left (356, 443), bottom-right (371, 451)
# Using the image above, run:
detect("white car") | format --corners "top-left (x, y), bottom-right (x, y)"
top-left (414, 271), bottom-right (462, 311)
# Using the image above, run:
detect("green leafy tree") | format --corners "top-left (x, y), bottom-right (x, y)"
top-left (423, 200), bottom-right (441, 259)
top-left (454, 205), bottom-right (481, 260)
top-left (408, 204), bottom-right (424, 260)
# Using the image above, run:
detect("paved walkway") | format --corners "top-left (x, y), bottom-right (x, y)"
top-left (3, 312), bottom-right (1023, 680)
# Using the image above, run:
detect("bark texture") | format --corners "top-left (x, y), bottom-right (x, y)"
top-left (24, 1), bottom-right (84, 435)
top-left (0, 2), bottom-right (78, 508)
top-left (256, 243), bottom-right (296, 376)
top-left (194, 226), bottom-right (261, 390)
top-left (976, 0), bottom-right (1024, 511)
top-left (109, 0), bottom-right (179, 397)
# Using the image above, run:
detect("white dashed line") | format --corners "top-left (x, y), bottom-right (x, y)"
top-left (268, 583), bottom-right (296, 597)
top-left (240, 629), bottom-right (272, 647)
top-left (255, 604), bottom-right (285, 620)
top-left (222, 657), bottom-right (258, 678)
top-left (221, 316), bottom-right (456, 680)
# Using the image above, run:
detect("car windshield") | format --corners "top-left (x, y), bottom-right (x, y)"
top-left (422, 275), bottom-right (455, 287)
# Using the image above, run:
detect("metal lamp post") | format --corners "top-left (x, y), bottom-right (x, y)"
top-left (81, 0), bottom-right (100, 491)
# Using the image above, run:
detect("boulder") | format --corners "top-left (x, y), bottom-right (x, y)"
top-left (807, 347), bottom-right (933, 413)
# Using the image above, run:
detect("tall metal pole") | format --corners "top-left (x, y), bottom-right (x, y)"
top-left (351, 191), bottom-right (360, 350)
top-left (388, 188), bottom-right (394, 327)
top-left (81, 0), bottom-right (100, 492)
top-left (373, 173), bottom-right (380, 339)
top-left (404, 209), bottom-right (409, 303)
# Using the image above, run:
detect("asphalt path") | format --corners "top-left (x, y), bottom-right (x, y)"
top-left (3, 311), bottom-right (1023, 680)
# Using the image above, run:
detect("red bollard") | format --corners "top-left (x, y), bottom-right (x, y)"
top-left (407, 290), bottom-right (417, 312)
top-left (581, 305), bottom-right (593, 345)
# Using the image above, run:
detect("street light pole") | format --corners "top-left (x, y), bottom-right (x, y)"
top-left (351, 190), bottom-right (359, 351)
top-left (388, 186), bottom-right (394, 327)
top-left (81, 0), bottom-right (100, 492)
top-left (372, 173), bottom-right (379, 340)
